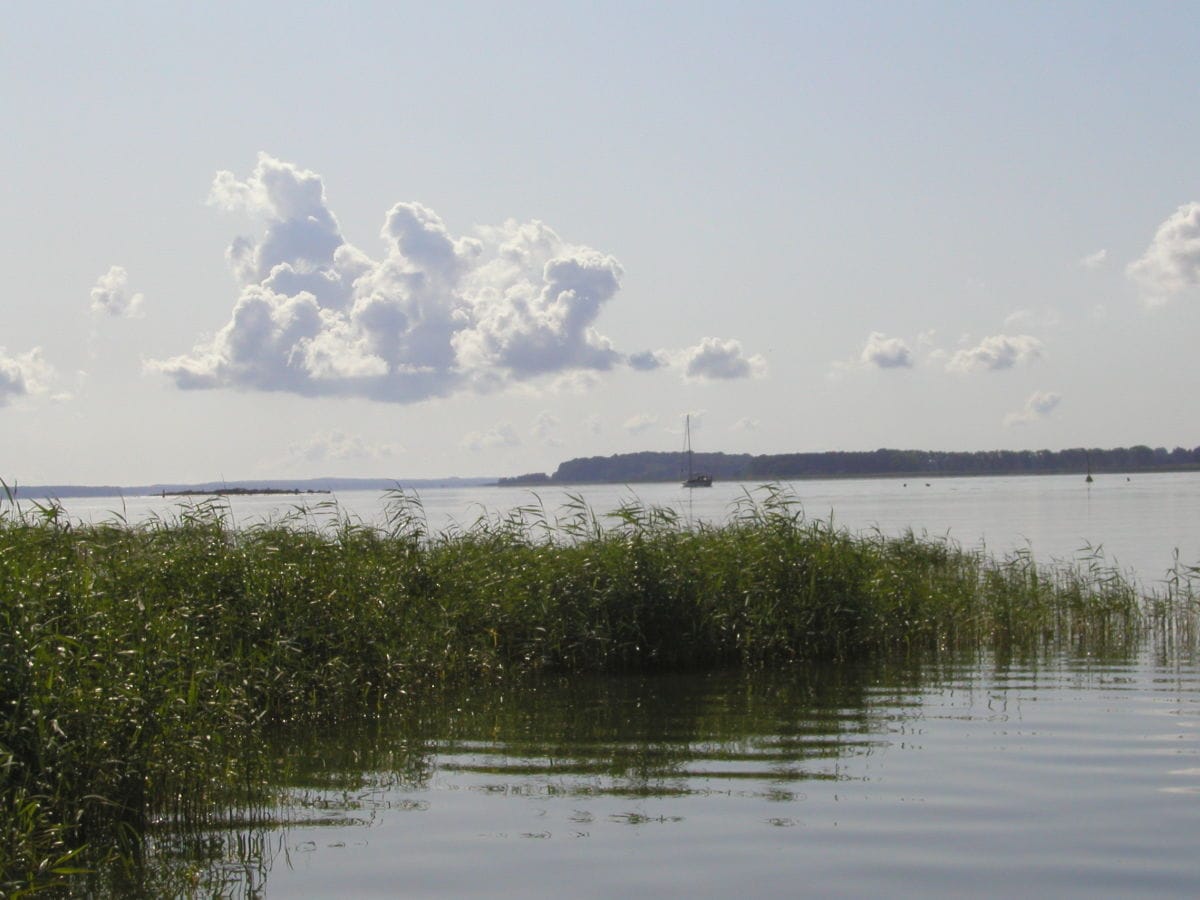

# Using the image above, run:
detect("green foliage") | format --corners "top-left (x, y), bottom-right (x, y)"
top-left (0, 485), bottom-right (1191, 892)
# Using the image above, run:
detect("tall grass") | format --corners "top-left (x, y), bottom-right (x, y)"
top-left (1, 485), bottom-right (1194, 892)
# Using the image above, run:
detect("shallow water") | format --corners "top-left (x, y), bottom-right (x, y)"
top-left (141, 648), bottom-right (1200, 899)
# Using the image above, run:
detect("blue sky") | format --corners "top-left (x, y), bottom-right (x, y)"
top-left (3, 2), bottom-right (1199, 484)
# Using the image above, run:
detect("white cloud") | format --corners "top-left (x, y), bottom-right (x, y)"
top-left (1080, 249), bottom-right (1108, 269)
top-left (0, 347), bottom-right (54, 406)
top-left (946, 334), bottom-right (1043, 373)
top-left (153, 155), bottom-right (769, 403)
top-left (90, 266), bottom-right (144, 317)
top-left (681, 337), bottom-right (766, 380)
top-left (829, 331), bottom-right (916, 377)
top-left (583, 414), bottom-right (602, 435)
top-left (1127, 202), bottom-right (1200, 305)
top-left (1004, 390), bottom-right (1061, 427)
top-left (859, 331), bottom-right (913, 369)
top-left (153, 155), bottom-right (766, 402)
top-left (283, 430), bottom-right (403, 465)
top-left (732, 416), bottom-right (760, 432)
top-left (151, 154), bottom-right (640, 402)
top-left (462, 423), bottom-right (520, 451)
top-left (451, 232), bottom-right (623, 376)
top-left (623, 413), bottom-right (658, 434)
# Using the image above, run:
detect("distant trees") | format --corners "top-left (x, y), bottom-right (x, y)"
top-left (496, 445), bottom-right (1200, 486)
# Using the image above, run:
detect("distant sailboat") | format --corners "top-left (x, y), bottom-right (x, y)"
top-left (1085, 452), bottom-right (1094, 484)
top-left (682, 415), bottom-right (713, 488)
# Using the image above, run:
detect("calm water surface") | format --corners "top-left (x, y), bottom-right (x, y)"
top-left (50, 471), bottom-right (1200, 584)
top-left (167, 652), bottom-right (1199, 898)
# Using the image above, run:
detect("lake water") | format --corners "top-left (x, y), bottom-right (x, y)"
top-left (156, 652), bottom-right (1200, 899)
top-left (46, 472), bottom-right (1200, 897)
top-left (43, 471), bottom-right (1200, 586)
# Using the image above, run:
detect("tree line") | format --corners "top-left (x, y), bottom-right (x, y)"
top-left (498, 445), bottom-right (1200, 485)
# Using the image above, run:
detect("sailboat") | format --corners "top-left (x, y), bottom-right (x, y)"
top-left (681, 415), bottom-right (713, 488)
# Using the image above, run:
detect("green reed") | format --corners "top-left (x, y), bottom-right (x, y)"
top-left (1, 484), bottom-right (1194, 893)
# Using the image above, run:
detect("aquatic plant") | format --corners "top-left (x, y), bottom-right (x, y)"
top-left (0, 484), bottom-right (1191, 892)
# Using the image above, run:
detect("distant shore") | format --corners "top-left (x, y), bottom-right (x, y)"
top-left (7, 443), bottom-right (1199, 500)
top-left (159, 487), bottom-right (331, 497)
top-left (4, 476), bottom-right (499, 501)
top-left (499, 444), bottom-right (1200, 486)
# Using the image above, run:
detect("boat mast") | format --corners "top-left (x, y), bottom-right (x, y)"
top-left (685, 415), bottom-right (694, 479)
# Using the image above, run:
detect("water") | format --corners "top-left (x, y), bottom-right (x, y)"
top-left (150, 653), bottom-right (1200, 898)
top-left (41, 473), bottom-right (1200, 896)
top-left (38, 471), bottom-right (1200, 585)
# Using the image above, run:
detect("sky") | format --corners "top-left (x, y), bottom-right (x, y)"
top-left (3, 1), bottom-right (1200, 485)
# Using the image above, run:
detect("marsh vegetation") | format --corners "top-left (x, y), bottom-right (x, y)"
top-left (1, 485), bottom-right (1196, 894)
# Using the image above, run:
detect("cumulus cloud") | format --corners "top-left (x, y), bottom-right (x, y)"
top-left (1080, 249), bottom-right (1108, 269)
top-left (1004, 390), bottom-right (1061, 427)
top-left (90, 266), bottom-right (144, 317)
top-left (462, 423), bottom-right (520, 451)
top-left (150, 155), bottom-right (622, 400)
top-left (946, 334), bottom-right (1043, 373)
top-left (830, 331), bottom-right (918, 378)
top-left (859, 332), bottom-right (913, 369)
top-left (155, 154), bottom-right (707, 404)
top-left (681, 337), bottom-right (766, 380)
top-left (0, 347), bottom-right (54, 406)
top-left (282, 430), bottom-right (403, 466)
top-left (1127, 202), bottom-right (1200, 305)
top-left (623, 413), bottom-right (658, 434)
top-left (732, 416), bottom-right (760, 432)
top-left (151, 155), bottom-right (769, 402)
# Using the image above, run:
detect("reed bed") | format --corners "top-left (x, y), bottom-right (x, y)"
top-left (1, 485), bottom-right (1195, 893)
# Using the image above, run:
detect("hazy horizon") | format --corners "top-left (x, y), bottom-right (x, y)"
top-left (13, 439), bottom-right (1199, 496)
top-left (5, 3), bottom-right (1199, 485)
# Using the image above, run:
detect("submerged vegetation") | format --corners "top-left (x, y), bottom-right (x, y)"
top-left (1, 485), bottom-right (1197, 893)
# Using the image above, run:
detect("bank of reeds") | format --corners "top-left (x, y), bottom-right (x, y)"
top-left (1, 486), bottom-right (1195, 892)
